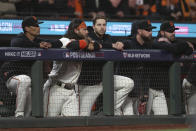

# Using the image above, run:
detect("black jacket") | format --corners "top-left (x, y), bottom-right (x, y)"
top-left (77, 29), bottom-right (115, 85)
top-left (11, 33), bottom-right (62, 48)
top-left (117, 38), bottom-right (154, 96)
top-left (118, 37), bottom-right (193, 97)
top-left (122, 37), bottom-right (193, 56)
top-left (0, 33), bottom-right (62, 106)
top-left (88, 27), bottom-right (114, 49)
top-left (1, 33), bottom-right (63, 81)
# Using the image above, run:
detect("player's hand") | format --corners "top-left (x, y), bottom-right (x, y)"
top-left (85, 37), bottom-right (95, 51)
top-left (87, 42), bottom-right (94, 51)
top-left (158, 37), bottom-right (171, 43)
top-left (99, 44), bottom-right (102, 49)
top-left (186, 41), bottom-right (194, 51)
top-left (84, 37), bottom-right (101, 51)
top-left (40, 42), bottom-right (52, 49)
top-left (112, 42), bottom-right (124, 50)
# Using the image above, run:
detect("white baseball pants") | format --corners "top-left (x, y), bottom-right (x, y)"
top-left (43, 82), bottom-right (79, 117)
top-left (147, 88), bottom-right (168, 115)
top-left (79, 75), bottom-right (134, 116)
top-left (186, 93), bottom-right (196, 115)
top-left (121, 96), bottom-right (134, 115)
top-left (6, 75), bottom-right (31, 117)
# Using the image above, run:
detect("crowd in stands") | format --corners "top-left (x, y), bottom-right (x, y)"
top-left (0, 0), bottom-right (196, 21)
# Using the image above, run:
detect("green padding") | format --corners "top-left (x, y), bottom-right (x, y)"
top-left (103, 61), bottom-right (114, 116)
top-left (31, 61), bottom-right (43, 117)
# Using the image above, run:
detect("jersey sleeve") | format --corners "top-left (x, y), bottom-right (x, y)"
top-left (152, 41), bottom-right (193, 56)
top-left (59, 37), bottom-right (71, 48)
top-left (66, 40), bottom-right (88, 50)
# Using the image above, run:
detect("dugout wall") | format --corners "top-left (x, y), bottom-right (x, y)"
top-left (0, 48), bottom-right (193, 128)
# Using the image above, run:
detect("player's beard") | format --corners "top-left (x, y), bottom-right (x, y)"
top-left (95, 29), bottom-right (105, 38)
top-left (168, 35), bottom-right (175, 42)
top-left (141, 35), bottom-right (152, 43)
top-left (76, 32), bottom-right (86, 40)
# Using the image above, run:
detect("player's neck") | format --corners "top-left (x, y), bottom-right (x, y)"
top-left (94, 31), bottom-right (104, 38)
top-left (25, 33), bottom-right (36, 41)
top-left (136, 35), bottom-right (144, 45)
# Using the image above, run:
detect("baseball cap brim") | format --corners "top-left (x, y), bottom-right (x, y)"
top-left (151, 26), bottom-right (156, 29)
top-left (165, 27), bottom-right (179, 33)
top-left (38, 21), bottom-right (44, 24)
top-left (33, 21), bottom-right (43, 27)
top-left (145, 26), bottom-right (156, 30)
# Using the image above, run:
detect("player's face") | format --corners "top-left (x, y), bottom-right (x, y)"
top-left (140, 28), bottom-right (152, 41)
top-left (93, 19), bottom-right (106, 37)
top-left (26, 25), bottom-right (40, 36)
top-left (163, 31), bottom-right (175, 42)
top-left (77, 27), bottom-right (88, 39)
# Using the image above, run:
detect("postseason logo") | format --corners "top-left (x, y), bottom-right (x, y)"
top-left (63, 51), bottom-right (96, 59)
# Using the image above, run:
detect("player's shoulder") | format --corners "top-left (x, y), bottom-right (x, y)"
top-left (104, 34), bottom-right (111, 38)
top-left (59, 37), bottom-right (71, 48)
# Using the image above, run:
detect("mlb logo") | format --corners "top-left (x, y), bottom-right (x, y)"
top-left (123, 52), bottom-right (128, 58)
top-left (63, 52), bottom-right (70, 58)
top-left (65, 52), bottom-right (70, 58)
top-left (37, 52), bottom-right (41, 56)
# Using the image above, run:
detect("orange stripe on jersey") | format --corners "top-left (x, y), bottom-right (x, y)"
top-left (79, 40), bottom-right (87, 49)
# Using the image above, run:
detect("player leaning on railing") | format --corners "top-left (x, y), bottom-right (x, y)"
top-left (83, 15), bottom-right (134, 115)
top-left (146, 21), bottom-right (194, 115)
top-left (0, 16), bottom-right (62, 118)
top-left (116, 20), bottom-right (194, 115)
top-left (43, 18), bottom-right (101, 117)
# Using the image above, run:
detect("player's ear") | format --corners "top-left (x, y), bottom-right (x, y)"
top-left (25, 26), bottom-right (30, 32)
top-left (138, 29), bottom-right (142, 35)
top-left (74, 29), bottom-right (79, 34)
top-left (160, 31), bottom-right (165, 36)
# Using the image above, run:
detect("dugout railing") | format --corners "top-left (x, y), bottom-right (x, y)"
top-left (0, 47), bottom-right (194, 128)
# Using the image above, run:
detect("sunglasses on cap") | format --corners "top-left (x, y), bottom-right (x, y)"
top-left (32, 24), bottom-right (39, 27)
top-left (144, 28), bottom-right (152, 32)
top-left (165, 30), bottom-right (175, 33)
top-left (27, 24), bottom-right (39, 27)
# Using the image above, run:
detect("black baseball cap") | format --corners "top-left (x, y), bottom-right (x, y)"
top-left (160, 21), bottom-right (179, 33)
top-left (22, 16), bottom-right (43, 28)
top-left (137, 20), bottom-right (156, 30)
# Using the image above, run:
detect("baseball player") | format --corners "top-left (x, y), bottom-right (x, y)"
top-left (43, 18), bottom-right (101, 117)
top-left (0, 16), bottom-right (62, 117)
top-left (147, 21), bottom-right (194, 115)
top-left (79, 16), bottom-right (134, 116)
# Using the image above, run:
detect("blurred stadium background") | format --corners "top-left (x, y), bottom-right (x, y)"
top-left (0, 0), bottom-right (196, 131)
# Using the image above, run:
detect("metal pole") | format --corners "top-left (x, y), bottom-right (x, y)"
top-left (31, 60), bottom-right (43, 117)
top-left (169, 62), bottom-right (182, 115)
top-left (102, 61), bottom-right (114, 116)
